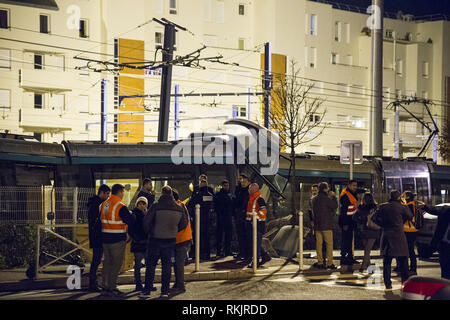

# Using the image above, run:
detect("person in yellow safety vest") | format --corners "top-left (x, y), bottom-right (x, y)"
top-left (99, 184), bottom-right (135, 297)
top-left (245, 183), bottom-right (271, 269)
top-left (401, 191), bottom-right (424, 275)
top-left (172, 189), bottom-right (193, 295)
top-left (339, 180), bottom-right (360, 266)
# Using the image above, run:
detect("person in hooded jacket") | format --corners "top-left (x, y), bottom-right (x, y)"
top-left (87, 184), bottom-right (110, 292)
top-left (352, 192), bottom-right (380, 272)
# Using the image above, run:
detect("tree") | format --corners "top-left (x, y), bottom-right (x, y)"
top-left (438, 122), bottom-right (450, 162)
top-left (269, 60), bottom-right (327, 214)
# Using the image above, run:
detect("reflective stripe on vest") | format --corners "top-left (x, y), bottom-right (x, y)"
top-left (246, 191), bottom-right (267, 222)
top-left (176, 201), bottom-right (193, 244)
top-left (340, 188), bottom-right (358, 216)
top-left (404, 201), bottom-right (418, 232)
top-left (100, 194), bottom-right (127, 233)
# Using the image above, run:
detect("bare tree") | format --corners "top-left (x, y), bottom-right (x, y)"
top-left (439, 122), bottom-right (450, 162)
top-left (270, 60), bottom-right (327, 214)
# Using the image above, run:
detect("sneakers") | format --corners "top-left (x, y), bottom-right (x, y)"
top-left (160, 293), bottom-right (169, 299)
top-left (139, 291), bottom-right (151, 299)
top-left (170, 287), bottom-right (186, 295)
top-left (327, 264), bottom-right (338, 270)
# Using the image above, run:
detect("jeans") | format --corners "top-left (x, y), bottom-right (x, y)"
top-left (438, 243), bottom-right (450, 280)
top-left (144, 238), bottom-right (175, 295)
top-left (383, 256), bottom-right (409, 288)
top-left (89, 246), bottom-right (103, 288)
top-left (405, 232), bottom-right (418, 271)
top-left (174, 243), bottom-right (191, 289)
top-left (361, 238), bottom-right (376, 270)
top-left (102, 241), bottom-right (126, 291)
top-left (133, 251), bottom-right (145, 287)
top-left (340, 224), bottom-right (355, 262)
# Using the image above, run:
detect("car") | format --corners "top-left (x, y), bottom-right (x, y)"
top-left (416, 203), bottom-right (450, 259)
top-left (402, 276), bottom-right (450, 300)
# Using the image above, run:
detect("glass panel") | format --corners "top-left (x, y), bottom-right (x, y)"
top-left (416, 177), bottom-right (429, 203)
top-left (386, 177), bottom-right (401, 192)
top-left (401, 177), bottom-right (415, 193)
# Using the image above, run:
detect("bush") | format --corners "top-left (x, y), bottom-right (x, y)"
top-left (0, 223), bottom-right (37, 269)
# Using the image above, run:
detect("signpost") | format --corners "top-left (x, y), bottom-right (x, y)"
top-left (340, 140), bottom-right (363, 180)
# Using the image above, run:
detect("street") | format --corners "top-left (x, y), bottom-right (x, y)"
top-left (0, 256), bottom-right (442, 300)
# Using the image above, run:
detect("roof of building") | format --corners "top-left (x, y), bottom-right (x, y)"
top-left (0, 0), bottom-right (59, 10)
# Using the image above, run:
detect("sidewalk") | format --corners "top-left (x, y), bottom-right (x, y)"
top-left (0, 250), bottom-right (380, 292)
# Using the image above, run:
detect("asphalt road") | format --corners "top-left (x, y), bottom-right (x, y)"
top-left (0, 256), bottom-right (442, 301)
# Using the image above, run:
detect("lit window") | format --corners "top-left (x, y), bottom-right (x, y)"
top-left (352, 117), bottom-right (365, 129)
top-left (40, 14), bottom-right (50, 34)
top-left (310, 14), bottom-right (317, 36)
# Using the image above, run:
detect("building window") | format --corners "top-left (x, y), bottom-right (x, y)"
top-left (308, 47), bottom-right (317, 68)
top-left (334, 21), bottom-right (341, 42)
top-left (0, 9), bottom-right (9, 29)
top-left (351, 117), bottom-right (365, 129)
top-left (33, 133), bottom-right (42, 142)
top-left (40, 14), bottom-right (50, 34)
top-left (239, 106), bottom-right (246, 117)
top-left (54, 54), bottom-right (64, 71)
top-left (0, 89), bottom-right (10, 109)
top-left (238, 38), bottom-right (245, 50)
top-left (239, 4), bottom-right (245, 15)
top-left (155, 32), bottom-right (163, 48)
top-left (331, 52), bottom-right (338, 65)
top-left (34, 54), bottom-right (43, 69)
top-left (169, 0), bottom-right (177, 14)
top-left (383, 119), bottom-right (388, 133)
top-left (79, 95), bottom-right (89, 113)
top-left (309, 114), bottom-right (321, 124)
top-left (0, 48), bottom-right (10, 69)
top-left (79, 19), bottom-right (88, 38)
top-left (310, 14), bottom-right (317, 36)
top-left (385, 29), bottom-right (393, 39)
top-left (34, 93), bottom-right (43, 109)
top-left (52, 94), bottom-right (65, 112)
top-left (397, 59), bottom-right (403, 76)
top-left (422, 61), bottom-right (429, 78)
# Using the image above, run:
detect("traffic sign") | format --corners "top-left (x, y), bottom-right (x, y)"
top-left (340, 140), bottom-right (363, 164)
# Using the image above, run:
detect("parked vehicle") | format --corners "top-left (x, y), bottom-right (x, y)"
top-left (417, 203), bottom-right (450, 258)
top-left (402, 276), bottom-right (450, 300)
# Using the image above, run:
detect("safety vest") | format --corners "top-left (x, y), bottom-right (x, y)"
top-left (176, 200), bottom-right (193, 244)
top-left (340, 188), bottom-right (358, 216)
top-left (100, 194), bottom-right (127, 234)
top-left (246, 191), bottom-right (267, 222)
top-left (404, 200), bottom-right (418, 233)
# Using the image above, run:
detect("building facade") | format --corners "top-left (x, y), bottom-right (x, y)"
top-left (0, 0), bottom-right (449, 162)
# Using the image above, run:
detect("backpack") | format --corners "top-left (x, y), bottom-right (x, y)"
top-left (366, 208), bottom-right (381, 230)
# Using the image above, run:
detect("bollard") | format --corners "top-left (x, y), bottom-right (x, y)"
top-left (36, 225), bottom-right (40, 279)
top-left (195, 204), bottom-right (200, 272)
top-left (252, 206), bottom-right (257, 274)
top-left (299, 211), bottom-right (304, 271)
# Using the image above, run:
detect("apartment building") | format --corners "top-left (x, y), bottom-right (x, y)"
top-left (0, 0), bottom-right (449, 162)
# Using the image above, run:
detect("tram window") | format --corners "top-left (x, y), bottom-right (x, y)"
top-left (416, 177), bottom-right (429, 203)
top-left (386, 177), bottom-right (401, 192)
top-left (402, 177), bottom-right (415, 194)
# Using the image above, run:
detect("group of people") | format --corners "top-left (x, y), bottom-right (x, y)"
top-left (87, 179), bottom-right (190, 299)
top-left (309, 179), bottom-right (450, 289)
top-left (86, 173), bottom-right (273, 298)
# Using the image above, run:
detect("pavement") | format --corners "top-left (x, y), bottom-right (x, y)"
top-left (0, 250), bottom-right (436, 292)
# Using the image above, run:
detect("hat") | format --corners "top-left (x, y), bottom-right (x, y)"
top-left (135, 196), bottom-right (148, 207)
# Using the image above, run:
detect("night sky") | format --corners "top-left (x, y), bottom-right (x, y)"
top-left (330, 0), bottom-right (450, 16)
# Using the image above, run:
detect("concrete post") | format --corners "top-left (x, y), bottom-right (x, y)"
top-left (253, 208), bottom-right (257, 274)
top-left (299, 211), bottom-right (304, 271)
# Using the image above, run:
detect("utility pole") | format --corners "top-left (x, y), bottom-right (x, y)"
top-left (263, 42), bottom-right (272, 129)
top-left (371, 0), bottom-right (384, 156)
top-left (174, 84), bottom-right (179, 140)
top-left (154, 18), bottom-right (186, 142)
top-left (101, 78), bottom-right (107, 143)
top-left (393, 30), bottom-right (400, 158)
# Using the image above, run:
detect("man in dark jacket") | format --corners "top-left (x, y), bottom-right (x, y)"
top-left (308, 184), bottom-right (319, 231)
top-left (311, 182), bottom-right (338, 270)
top-left (100, 184), bottom-right (135, 297)
top-left (214, 180), bottom-right (234, 257)
top-left (133, 178), bottom-right (155, 209)
top-left (233, 173), bottom-right (251, 261)
top-left (141, 186), bottom-right (187, 299)
top-left (339, 180), bottom-right (359, 265)
top-left (128, 196), bottom-right (150, 292)
top-left (87, 184), bottom-right (110, 292)
top-left (420, 204), bottom-right (450, 279)
top-left (373, 190), bottom-right (413, 290)
top-left (187, 178), bottom-right (214, 261)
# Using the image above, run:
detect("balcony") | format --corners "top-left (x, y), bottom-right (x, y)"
top-left (19, 68), bottom-right (73, 93)
top-left (19, 108), bottom-right (72, 132)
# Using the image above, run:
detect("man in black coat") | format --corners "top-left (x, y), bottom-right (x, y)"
top-left (339, 180), bottom-right (360, 265)
top-left (134, 178), bottom-right (155, 208)
top-left (373, 190), bottom-right (412, 289)
top-left (233, 173), bottom-right (251, 261)
top-left (87, 184), bottom-right (110, 292)
top-left (419, 203), bottom-right (450, 279)
top-left (214, 180), bottom-right (234, 257)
